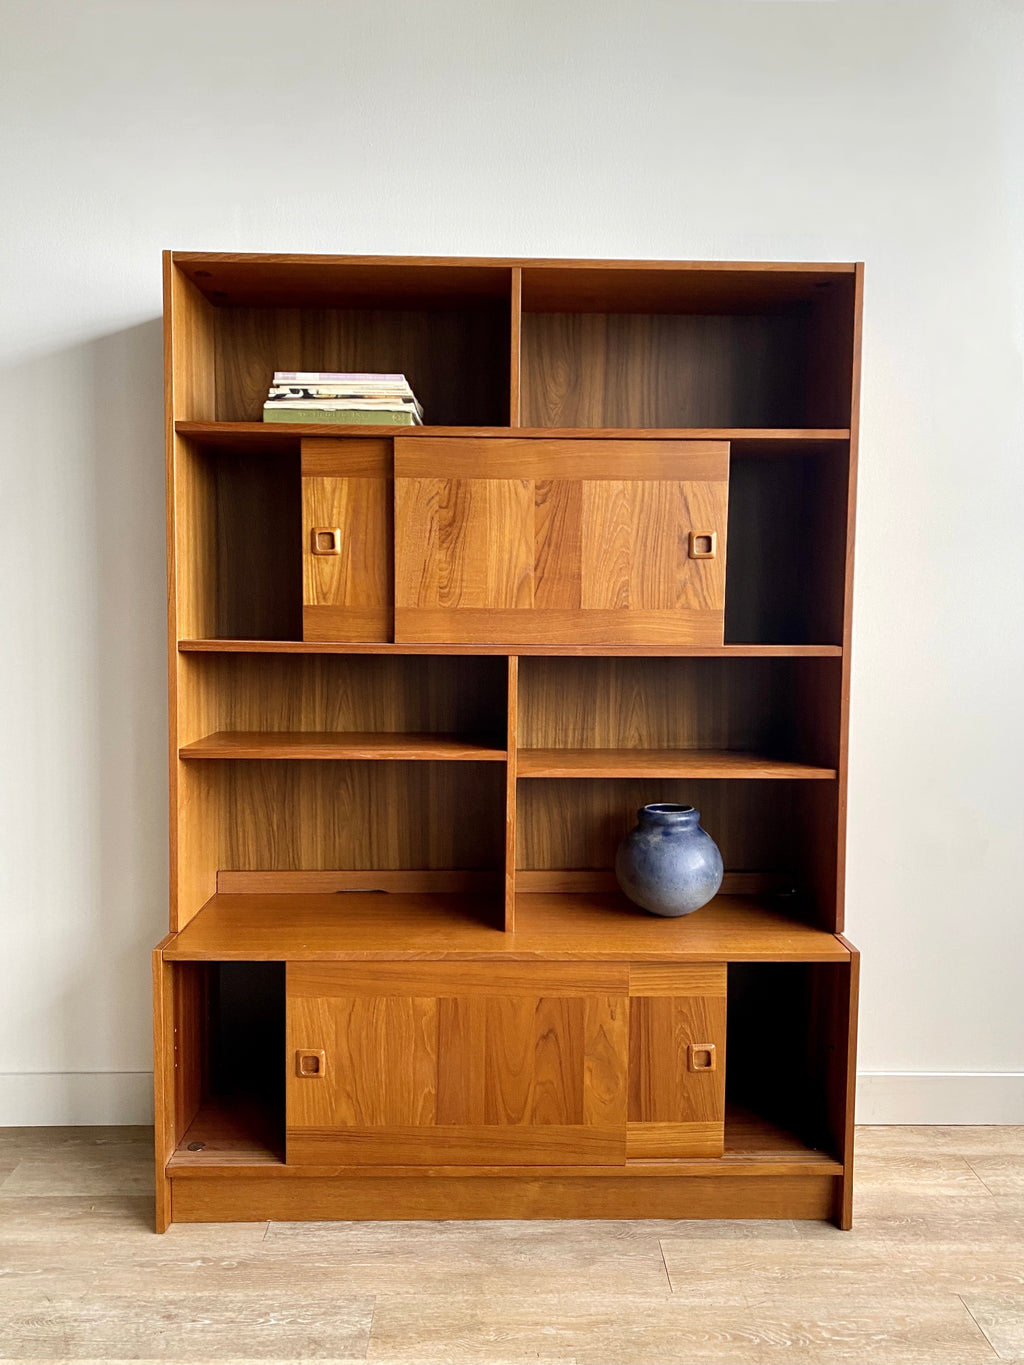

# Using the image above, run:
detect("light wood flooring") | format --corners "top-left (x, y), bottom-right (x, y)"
top-left (1, 1125), bottom-right (1022, 1364)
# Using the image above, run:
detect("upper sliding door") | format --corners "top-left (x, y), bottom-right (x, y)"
top-left (301, 438), bottom-right (393, 642)
top-left (393, 438), bottom-right (729, 645)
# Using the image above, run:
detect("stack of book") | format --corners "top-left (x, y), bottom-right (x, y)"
top-left (262, 372), bottom-right (424, 426)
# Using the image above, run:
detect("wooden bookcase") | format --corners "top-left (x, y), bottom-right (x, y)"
top-left (154, 252), bottom-right (861, 1230)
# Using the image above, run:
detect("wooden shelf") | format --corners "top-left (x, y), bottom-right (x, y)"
top-left (167, 1100), bottom-right (840, 1179)
top-left (517, 749), bottom-right (836, 779)
top-left (178, 639), bottom-right (843, 659)
top-left (176, 420), bottom-right (849, 453)
top-left (179, 731), bottom-right (506, 761)
top-left (165, 891), bottom-right (849, 963)
top-left (718, 1106), bottom-right (842, 1173)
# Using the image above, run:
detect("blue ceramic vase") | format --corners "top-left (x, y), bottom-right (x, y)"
top-left (614, 804), bottom-right (724, 917)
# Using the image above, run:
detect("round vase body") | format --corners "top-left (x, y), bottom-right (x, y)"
top-left (614, 804), bottom-right (724, 917)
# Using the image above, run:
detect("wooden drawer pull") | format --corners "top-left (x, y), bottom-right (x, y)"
top-left (296, 1049), bottom-right (327, 1078)
top-left (687, 1042), bottom-right (717, 1072)
top-left (311, 527), bottom-right (343, 555)
top-left (688, 531), bottom-right (717, 560)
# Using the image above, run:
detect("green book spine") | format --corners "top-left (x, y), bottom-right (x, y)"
top-left (263, 407), bottom-right (420, 426)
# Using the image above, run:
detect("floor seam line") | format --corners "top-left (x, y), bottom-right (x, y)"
top-left (958, 1292), bottom-right (1003, 1360)
top-left (657, 1236), bottom-right (673, 1292)
top-left (962, 1155), bottom-right (1001, 1196)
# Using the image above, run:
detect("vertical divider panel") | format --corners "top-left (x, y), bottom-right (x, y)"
top-left (504, 656), bottom-right (519, 931)
top-left (510, 267), bottom-right (523, 426)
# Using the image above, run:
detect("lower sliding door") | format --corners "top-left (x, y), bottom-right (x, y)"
top-left (286, 962), bottom-right (629, 1165)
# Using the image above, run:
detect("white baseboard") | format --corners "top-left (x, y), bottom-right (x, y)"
top-left (2, 1071), bottom-right (1021, 1128)
top-left (0, 1072), bottom-right (153, 1126)
top-left (856, 1072), bottom-right (1024, 1124)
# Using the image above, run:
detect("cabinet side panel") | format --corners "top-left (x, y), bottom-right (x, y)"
top-left (835, 265), bottom-right (864, 932)
top-left (828, 944), bottom-right (859, 1229)
top-left (152, 948), bottom-right (175, 1232)
top-left (166, 258), bottom-right (219, 928)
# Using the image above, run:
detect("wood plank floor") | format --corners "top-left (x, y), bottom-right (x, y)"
top-left (1, 1125), bottom-right (1022, 1363)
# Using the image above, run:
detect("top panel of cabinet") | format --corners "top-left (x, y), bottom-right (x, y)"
top-left (173, 254), bottom-right (856, 310)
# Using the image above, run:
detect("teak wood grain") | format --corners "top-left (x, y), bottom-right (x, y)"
top-left (522, 312), bottom-right (817, 429)
top-left (216, 760), bottom-right (505, 875)
top-left (394, 438), bottom-right (728, 645)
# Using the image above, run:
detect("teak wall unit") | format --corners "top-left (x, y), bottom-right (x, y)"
top-left (155, 252), bottom-right (861, 1231)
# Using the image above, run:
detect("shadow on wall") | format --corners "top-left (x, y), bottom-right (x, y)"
top-left (1, 318), bottom-right (168, 1104)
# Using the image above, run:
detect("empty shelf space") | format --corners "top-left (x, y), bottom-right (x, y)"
top-left (517, 749), bottom-right (836, 779)
top-left (165, 890), bottom-right (848, 962)
top-left (169, 1097), bottom-right (284, 1169)
top-left (179, 731), bottom-right (506, 761)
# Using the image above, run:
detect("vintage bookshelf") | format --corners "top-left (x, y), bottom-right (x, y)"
top-left (154, 252), bottom-right (860, 1229)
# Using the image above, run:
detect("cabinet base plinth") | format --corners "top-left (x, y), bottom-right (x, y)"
top-left (167, 1172), bottom-right (838, 1225)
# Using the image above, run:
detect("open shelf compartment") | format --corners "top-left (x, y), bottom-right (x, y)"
top-left (519, 265), bottom-right (856, 429)
top-left (165, 961), bottom-right (286, 1168)
top-left (171, 254), bottom-right (514, 428)
top-left (515, 776), bottom-right (840, 934)
top-left (177, 652), bottom-right (510, 752)
top-left (517, 655), bottom-right (841, 775)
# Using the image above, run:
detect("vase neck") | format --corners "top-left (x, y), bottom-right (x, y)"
top-left (638, 803), bottom-right (699, 828)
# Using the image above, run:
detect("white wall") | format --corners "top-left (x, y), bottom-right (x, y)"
top-left (1, 0), bottom-right (1021, 1125)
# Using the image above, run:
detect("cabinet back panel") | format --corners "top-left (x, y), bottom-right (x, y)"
top-left (210, 963), bottom-right (286, 1110)
top-left (725, 452), bottom-right (848, 645)
top-left (213, 306), bottom-right (510, 426)
top-left (214, 449), bottom-right (302, 640)
top-left (192, 654), bottom-right (507, 741)
top-left (218, 760), bottom-right (505, 871)
top-left (521, 312), bottom-right (815, 428)
top-left (517, 778), bottom-right (795, 874)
